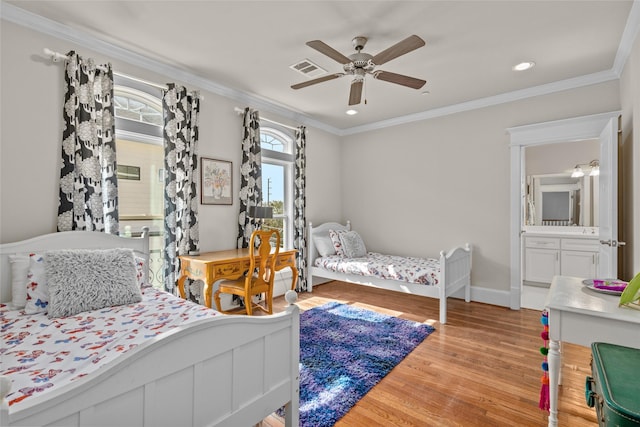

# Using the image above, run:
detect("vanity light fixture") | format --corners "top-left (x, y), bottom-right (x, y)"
top-left (571, 160), bottom-right (599, 178)
top-left (571, 165), bottom-right (585, 178)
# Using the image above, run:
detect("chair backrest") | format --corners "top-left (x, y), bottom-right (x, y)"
top-left (248, 229), bottom-right (280, 288)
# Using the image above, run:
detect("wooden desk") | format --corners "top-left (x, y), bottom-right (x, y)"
top-left (177, 248), bottom-right (298, 308)
top-left (544, 276), bottom-right (640, 427)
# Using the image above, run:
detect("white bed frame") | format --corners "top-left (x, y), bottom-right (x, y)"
top-left (307, 221), bottom-right (472, 324)
top-left (0, 229), bottom-right (300, 427)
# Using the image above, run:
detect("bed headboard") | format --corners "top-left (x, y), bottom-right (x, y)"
top-left (0, 228), bottom-right (150, 304)
top-left (307, 221), bottom-right (351, 267)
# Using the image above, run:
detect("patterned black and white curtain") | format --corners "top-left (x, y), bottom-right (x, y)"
top-left (163, 84), bottom-right (200, 298)
top-left (293, 126), bottom-right (308, 291)
top-left (57, 51), bottom-right (119, 234)
top-left (237, 107), bottom-right (262, 248)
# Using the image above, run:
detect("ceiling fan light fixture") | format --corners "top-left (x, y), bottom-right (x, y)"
top-left (513, 61), bottom-right (536, 71)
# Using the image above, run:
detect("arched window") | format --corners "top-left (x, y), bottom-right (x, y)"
top-left (260, 127), bottom-right (294, 249)
top-left (114, 78), bottom-right (164, 288)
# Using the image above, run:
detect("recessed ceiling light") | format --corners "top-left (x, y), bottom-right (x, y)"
top-left (346, 109), bottom-right (358, 115)
top-left (513, 61), bottom-right (536, 71)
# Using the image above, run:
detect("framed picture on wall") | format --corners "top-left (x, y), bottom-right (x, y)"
top-left (201, 157), bottom-right (233, 205)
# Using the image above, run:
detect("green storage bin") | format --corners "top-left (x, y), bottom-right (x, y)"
top-left (585, 342), bottom-right (640, 426)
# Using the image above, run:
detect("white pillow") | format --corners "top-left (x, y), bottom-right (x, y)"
top-left (24, 253), bottom-right (50, 314)
top-left (134, 255), bottom-right (150, 288)
top-left (8, 254), bottom-right (29, 308)
top-left (339, 231), bottom-right (367, 258)
top-left (45, 248), bottom-right (142, 318)
top-left (328, 229), bottom-right (346, 257)
top-left (313, 234), bottom-right (336, 257)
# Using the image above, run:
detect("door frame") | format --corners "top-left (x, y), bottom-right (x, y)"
top-left (507, 111), bottom-right (620, 310)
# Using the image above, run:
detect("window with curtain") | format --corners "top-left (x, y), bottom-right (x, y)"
top-left (113, 78), bottom-right (164, 288)
top-left (260, 127), bottom-right (294, 249)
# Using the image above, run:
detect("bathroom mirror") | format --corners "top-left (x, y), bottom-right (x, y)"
top-left (526, 173), bottom-right (598, 226)
top-left (523, 138), bottom-right (600, 228)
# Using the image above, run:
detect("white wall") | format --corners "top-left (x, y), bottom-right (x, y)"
top-left (0, 21), bottom-right (343, 249)
top-left (620, 28), bottom-right (640, 278)
top-left (340, 82), bottom-right (621, 298)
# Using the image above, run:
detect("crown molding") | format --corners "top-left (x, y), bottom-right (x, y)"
top-left (341, 70), bottom-right (619, 136)
top-left (2, 1), bottom-right (637, 137)
top-left (612, 0), bottom-right (640, 75)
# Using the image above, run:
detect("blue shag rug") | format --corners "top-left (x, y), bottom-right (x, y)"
top-left (297, 301), bottom-right (435, 426)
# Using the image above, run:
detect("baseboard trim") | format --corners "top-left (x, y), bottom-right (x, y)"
top-left (311, 278), bottom-right (513, 309)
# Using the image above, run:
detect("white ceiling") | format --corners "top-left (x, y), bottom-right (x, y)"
top-left (3, 1), bottom-right (638, 134)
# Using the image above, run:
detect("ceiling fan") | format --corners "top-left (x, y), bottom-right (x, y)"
top-left (291, 35), bottom-right (427, 106)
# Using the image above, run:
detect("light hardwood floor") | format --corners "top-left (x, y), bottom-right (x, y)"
top-left (263, 280), bottom-right (597, 427)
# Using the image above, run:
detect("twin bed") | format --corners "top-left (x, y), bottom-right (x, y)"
top-left (0, 229), bottom-right (300, 427)
top-left (308, 221), bottom-right (472, 324)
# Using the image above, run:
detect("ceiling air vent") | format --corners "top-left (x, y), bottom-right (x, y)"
top-left (289, 59), bottom-right (326, 78)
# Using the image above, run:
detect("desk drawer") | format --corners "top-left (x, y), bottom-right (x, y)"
top-left (586, 343), bottom-right (640, 426)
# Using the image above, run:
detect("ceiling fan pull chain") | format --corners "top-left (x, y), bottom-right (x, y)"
top-left (364, 78), bottom-right (367, 105)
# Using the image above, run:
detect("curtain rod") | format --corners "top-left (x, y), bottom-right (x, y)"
top-left (233, 107), bottom-right (300, 132)
top-left (43, 48), bottom-right (168, 91)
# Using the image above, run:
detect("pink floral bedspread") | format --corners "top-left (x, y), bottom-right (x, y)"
top-left (315, 252), bottom-right (441, 285)
top-left (0, 288), bottom-right (219, 408)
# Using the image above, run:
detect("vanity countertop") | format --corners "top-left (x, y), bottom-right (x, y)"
top-left (522, 226), bottom-right (599, 238)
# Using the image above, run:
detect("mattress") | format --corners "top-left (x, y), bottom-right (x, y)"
top-left (1, 287), bottom-right (219, 408)
top-left (314, 252), bottom-right (441, 285)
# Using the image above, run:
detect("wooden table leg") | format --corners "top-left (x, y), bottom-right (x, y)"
top-left (290, 265), bottom-right (299, 291)
top-left (177, 273), bottom-right (187, 299)
top-left (203, 281), bottom-right (213, 309)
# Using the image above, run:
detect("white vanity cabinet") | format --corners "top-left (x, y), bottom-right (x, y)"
top-left (559, 238), bottom-right (599, 278)
top-left (524, 235), bottom-right (599, 285)
top-left (524, 237), bottom-right (560, 284)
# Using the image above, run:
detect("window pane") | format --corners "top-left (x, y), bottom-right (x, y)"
top-left (262, 163), bottom-right (285, 246)
top-left (114, 88), bottom-right (162, 127)
top-left (261, 132), bottom-right (284, 152)
top-left (262, 163), bottom-right (284, 209)
top-left (116, 138), bottom-right (165, 288)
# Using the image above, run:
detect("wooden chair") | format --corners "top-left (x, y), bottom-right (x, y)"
top-left (213, 229), bottom-right (280, 315)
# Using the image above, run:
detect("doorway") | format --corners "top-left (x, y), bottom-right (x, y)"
top-left (507, 111), bottom-right (620, 310)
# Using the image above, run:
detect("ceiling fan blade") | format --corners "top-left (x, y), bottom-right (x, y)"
top-left (371, 35), bottom-right (426, 66)
top-left (291, 73), bottom-right (345, 90)
top-left (348, 80), bottom-right (363, 105)
top-left (373, 70), bottom-right (426, 89)
top-left (306, 40), bottom-right (352, 64)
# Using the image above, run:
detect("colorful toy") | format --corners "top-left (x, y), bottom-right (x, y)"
top-left (539, 310), bottom-right (550, 411)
